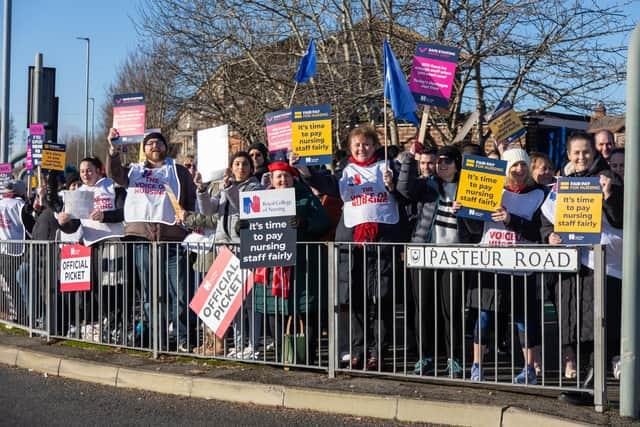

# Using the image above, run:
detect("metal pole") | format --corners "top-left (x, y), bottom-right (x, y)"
top-left (89, 97), bottom-right (95, 155)
top-left (0, 0), bottom-right (11, 163)
top-left (32, 53), bottom-right (42, 125)
top-left (593, 244), bottom-right (606, 413)
top-left (621, 22), bottom-right (640, 419)
top-left (76, 37), bottom-right (89, 158)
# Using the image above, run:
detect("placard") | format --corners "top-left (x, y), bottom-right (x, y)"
top-left (29, 123), bottom-right (45, 167)
top-left (60, 244), bottom-right (92, 292)
top-left (112, 93), bottom-right (146, 144)
top-left (485, 102), bottom-right (526, 143)
top-left (265, 109), bottom-right (292, 161)
top-left (406, 246), bottom-right (579, 272)
top-left (456, 154), bottom-right (506, 221)
top-left (291, 104), bottom-right (332, 166)
top-left (554, 177), bottom-right (602, 244)
top-left (41, 143), bottom-right (66, 171)
top-left (0, 163), bottom-right (11, 191)
top-left (63, 190), bottom-right (95, 219)
top-left (189, 246), bottom-right (254, 339)
top-left (265, 104), bottom-right (332, 165)
top-left (197, 125), bottom-right (228, 182)
top-left (239, 188), bottom-right (297, 268)
top-left (409, 42), bottom-right (459, 108)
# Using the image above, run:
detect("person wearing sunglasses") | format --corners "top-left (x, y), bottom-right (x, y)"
top-left (397, 144), bottom-right (468, 378)
top-left (180, 155), bottom-right (197, 177)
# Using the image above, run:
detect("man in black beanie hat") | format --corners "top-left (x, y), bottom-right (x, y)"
top-left (106, 127), bottom-right (196, 352)
top-left (247, 142), bottom-right (270, 181)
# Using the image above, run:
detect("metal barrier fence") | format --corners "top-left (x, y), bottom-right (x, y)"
top-left (0, 240), bottom-right (610, 410)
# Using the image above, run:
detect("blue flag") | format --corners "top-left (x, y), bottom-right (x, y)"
top-left (383, 39), bottom-right (419, 126)
top-left (295, 39), bottom-right (316, 83)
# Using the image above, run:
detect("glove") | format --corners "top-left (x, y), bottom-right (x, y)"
top-left (235, 219), bottom-right (249, 234)
top-left (288, 215), bottom-right (305, 229)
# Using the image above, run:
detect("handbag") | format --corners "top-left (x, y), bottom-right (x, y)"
top-left (283, 315), bottom-right (306, 367)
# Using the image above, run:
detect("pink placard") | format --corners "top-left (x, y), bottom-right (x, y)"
top-left (113, 104), bottom-right (146, 137)
top-left (409, 56), bottom-right (457, 100)
top-left (29, 123), bottom-right (45, 136)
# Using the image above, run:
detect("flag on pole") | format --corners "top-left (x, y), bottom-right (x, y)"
top-left (383, 39), bottom-right (419, 126)
top-left (294, 39), bottom-right (317, 83)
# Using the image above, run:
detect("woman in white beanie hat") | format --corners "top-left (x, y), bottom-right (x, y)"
top-left (468, 147), bottom-right (546, 385)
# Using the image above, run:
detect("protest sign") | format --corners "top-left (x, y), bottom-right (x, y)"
top-left (197, 125), bottom-right (229, 182)
top-left (25, 141), bottom-right (33, 171)
top-left (291, 104), bottom-right (332, 166)
top-left (239, 188), bottom-right (297, 268)
top-left (554, 177), bottom-right (602, 244)
top-left (60, 244), bottom-right (92, 292)
top-left (41, 143), bottom-right (66, 171)
top-left (266, 104), bottom-right (332, 165)
top-left (456, 154), bottom-right (507, 221)
top-left (63, 190), bottom-right (94, 219)
top-left (0, 163), bottom-right (11, 191)
top-left (29, 123), bottom-right (45, 167)
top-left (112, 93), bottom-right (146, 144)
top-left (265, 109), bottom-right (293, 161)
top-left (189, 246), bottom-right (254, 339)
top-left (409, 42), bottom-right (459, 108)
top-left (485, 102), bottom-right (526, 143)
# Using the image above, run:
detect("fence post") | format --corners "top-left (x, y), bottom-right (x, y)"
top-left (28, 243), bottom-right (33, 337)
top-left (152, 242), bottom-right (159, 359)
top-left (46, 242), bottom-right (52, 342)
top-left (327, 242), bottom-right (336, 379)
top-left (621, 22), bottom-right (640, 419)
top-left (593, 244), bottom-right (606, 413)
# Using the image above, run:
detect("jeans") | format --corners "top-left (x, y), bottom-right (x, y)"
top-left (134, 242), bottom-right (194, 347)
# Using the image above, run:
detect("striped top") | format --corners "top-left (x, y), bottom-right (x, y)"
top-left (433, 182), bottom-right (459, 244)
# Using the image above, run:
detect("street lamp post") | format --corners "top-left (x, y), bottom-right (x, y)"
top-left (88, 97), bottom-right (95, 155)
top-left (76, 36), bottom-right (89, 158)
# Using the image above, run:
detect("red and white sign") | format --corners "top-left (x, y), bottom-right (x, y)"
top-left (189, 246), bottom-right (254, 339)
top-left (60, 244), bottom-right (92, 292)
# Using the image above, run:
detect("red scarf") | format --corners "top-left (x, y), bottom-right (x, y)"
top-left (254, 267), bottom-right (292, 299)
top-left (348, 154), bottom-right (378, 167)
top-left (349, 154), bottom-right (380, 244)
top-left (506, 183), bottom-right (528, 193)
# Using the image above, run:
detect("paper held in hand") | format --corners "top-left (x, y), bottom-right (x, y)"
top-left (63, 190), bottom-right (95, 219)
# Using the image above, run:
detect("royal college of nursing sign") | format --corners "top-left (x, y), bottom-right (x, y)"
top-left (406, 246), bottom-right (579, 272)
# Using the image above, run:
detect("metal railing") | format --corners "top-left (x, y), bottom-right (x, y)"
top-left (0, 240), bottom-right (610, 410)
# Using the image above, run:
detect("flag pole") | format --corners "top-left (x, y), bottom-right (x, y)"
top-left (288, 82), bottom-right (299, 108)
top-left (383, 97), bottom-right (388, 167)
top-left (417, 105), bottom-right (431, 146)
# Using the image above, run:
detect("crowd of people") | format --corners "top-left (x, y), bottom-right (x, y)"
top-left (0, 125), bottom-right (624, 397)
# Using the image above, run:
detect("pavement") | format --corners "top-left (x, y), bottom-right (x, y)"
top-left (0, 326), bottom-right (637, 426)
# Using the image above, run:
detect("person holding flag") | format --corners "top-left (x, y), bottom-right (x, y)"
top-left (297, 126), bottom-right (408, 371)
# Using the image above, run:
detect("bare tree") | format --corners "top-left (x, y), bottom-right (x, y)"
top-left (125, 0), bottom-right (632, 148)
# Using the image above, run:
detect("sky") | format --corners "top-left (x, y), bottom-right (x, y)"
top-left (0, 0), bottom-right (143, 157)
top-left (0, 0), bottom-right (639, 159)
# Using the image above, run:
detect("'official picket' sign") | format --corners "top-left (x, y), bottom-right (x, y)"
top-left (189, 246), bottom-right (254, 339)
top-left (60, 244), bottom-right (92, 292)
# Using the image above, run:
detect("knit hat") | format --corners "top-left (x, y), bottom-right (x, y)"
top-left (502, 148), bottom-right (530, 172)
top-left (1, 180), bottom-right (27, 197)
top-left (247, 142), bottom-right (269, 161)
top-left (436, 145), bottom-right (462, 172)
top-left (65, 171), bottom-right (81, 188)
top-left (268, 161), bottom-right (298, 177)
top-left (142, 132), bottom-right (167, 147)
